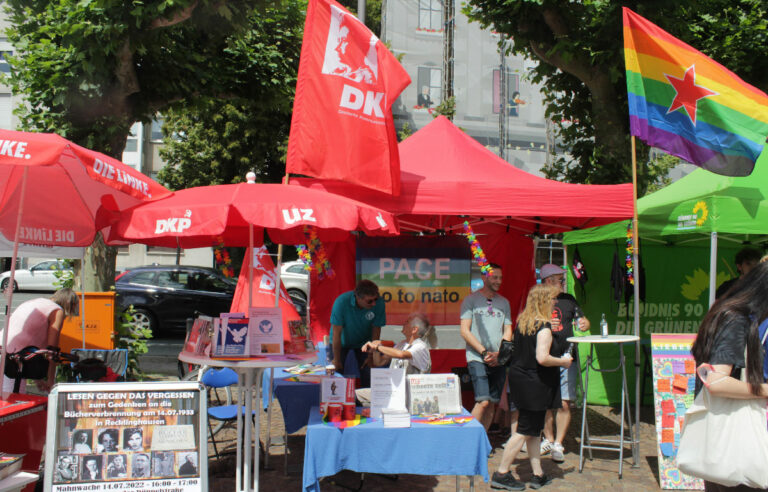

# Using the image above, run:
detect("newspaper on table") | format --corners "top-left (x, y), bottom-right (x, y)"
top-left (407, 373), bottom-right (461, 415)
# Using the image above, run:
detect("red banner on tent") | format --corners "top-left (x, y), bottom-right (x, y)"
top-left (286, 0), bottom-right (410, 196)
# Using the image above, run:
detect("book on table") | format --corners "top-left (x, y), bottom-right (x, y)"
top-left (0, 453), bottom-right (24, 481)
top-left (381, 407), bottom-right (411, 428)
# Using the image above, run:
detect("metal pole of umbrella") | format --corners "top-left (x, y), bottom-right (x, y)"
top-left (1, 167), bottom-right (28, 399)
top-left (80, 250), bottom-right (86, 349)
top-left (709, 232), bottom-right (718, 308)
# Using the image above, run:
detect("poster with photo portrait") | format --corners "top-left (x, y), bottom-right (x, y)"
top-left (70, 429), bottom-right (93, 454)
top-left (79, 455), bottom-right (103, 481)
top-left (53, 452), bottom-right (79, 483)
top-left (152, 451), bottom-right (176, 477)
top-left (176, 451), bottom-right (199, 477)
top-left (105, 454), bottom-right (128, 480)
top-left (130, 453), bottom-right (151, 479)
top-left (95, 428), bottom-right (119, 453)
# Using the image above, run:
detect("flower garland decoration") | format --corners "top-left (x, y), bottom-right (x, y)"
top-left (213, 236), bottom-right (234, 278)
top-left (625, 221), bottom-right (634, 285)
top-left (298, 226), bottom-right (335, 280)
top-left (463, 221), bottom-right (493, 277)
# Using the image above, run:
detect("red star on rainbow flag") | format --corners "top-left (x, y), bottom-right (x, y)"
top-left (664, 66), bottom-right (718, 124)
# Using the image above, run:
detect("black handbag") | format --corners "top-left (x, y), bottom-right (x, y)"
top-left (4, 346), bottom-right (50, 380)
top-left (497, 339), bottom-right (515, 366)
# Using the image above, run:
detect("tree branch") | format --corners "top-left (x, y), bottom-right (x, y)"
top-left (150, 1), bottom-right (199, 29)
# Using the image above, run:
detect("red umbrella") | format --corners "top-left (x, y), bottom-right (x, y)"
top-left (109, 180), bottom-right (398, 247)
top-left (0, 129), bottom-right (169, 396)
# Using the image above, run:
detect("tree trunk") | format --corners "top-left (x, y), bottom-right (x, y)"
top-left (75, 233), bottom-right (117, 292)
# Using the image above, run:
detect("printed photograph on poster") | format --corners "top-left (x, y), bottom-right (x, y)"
top-left (106, 454), bottom-right (128, 479)
top-left (123, 427), bottom-right (146, 452)
top-left (177, 451), bottom-right (199, 476)
top-left (130, 453), bottom-right (151, 478)
top-left (95, 428), bottom-right (119, 453)
top-left (80, 455), bottom-right (103, 481)
top-left (47, 382), bottom-right (205, 491)
top-left (70, 429), bottom-right (93, 454)
top-left (152, 451), bottom-right (176, 477)
top-left (54, 453), bottom-right (78, 483)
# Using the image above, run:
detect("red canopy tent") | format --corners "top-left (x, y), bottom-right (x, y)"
top-left (294, 116), bottom-right (635, 341)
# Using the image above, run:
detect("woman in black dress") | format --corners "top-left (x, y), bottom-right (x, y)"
top-left (491, 284), bottom-right (573, 491)
top-left (690, 260), bottom-right (768, 492)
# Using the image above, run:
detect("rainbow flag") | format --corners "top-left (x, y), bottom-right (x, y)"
top-left (623, 7), bottom-right (768, 176)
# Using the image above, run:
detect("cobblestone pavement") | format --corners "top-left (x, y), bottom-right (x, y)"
top-left (206, 402), bottom-right (666, 492)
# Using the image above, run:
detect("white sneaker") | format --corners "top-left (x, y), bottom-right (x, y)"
top-left (540, 438), bottom-right (552, 456)
top-left (551, 442), bottom-right (565, 463)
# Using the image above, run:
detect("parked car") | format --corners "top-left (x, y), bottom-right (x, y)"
top-left (0, 259), bottom-right (72, 292)
top-left (115, 265), bottom-right (237, 337)
top-left (280, 260), bottom-right (309, 304)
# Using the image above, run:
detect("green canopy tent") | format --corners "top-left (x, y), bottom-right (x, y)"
top-left (563, 152), bottom-right (768, 406)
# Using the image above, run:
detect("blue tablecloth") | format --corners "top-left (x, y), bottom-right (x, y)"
top-left (261, 366), bottom-right (338, 434)
top-left (302, 407), bottom-right (491, 491)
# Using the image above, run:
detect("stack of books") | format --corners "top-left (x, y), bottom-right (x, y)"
top-left (0, 453), bottom-right (24, 481)
top-left (381, 408), bottom-right (411, 428)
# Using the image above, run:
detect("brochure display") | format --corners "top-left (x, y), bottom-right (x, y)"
top-left (248, 307), bottom-right (284, 355)
top-left (320, 377), bottom-right (355, 414)
top-left (43, 381), bottom-right (207, 492)
top-left (407, 373), bottom-right (461, 415)
top-left (212, 309), bottom-right (285, 359)
top-left (370, 368), bottom-right (406, 418)
top-left (183, 316), bottom-right (214, 356)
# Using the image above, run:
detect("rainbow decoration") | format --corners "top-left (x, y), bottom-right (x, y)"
top-left (213, 236), bottom-right (234, 278)
top-left (297, 226), bottom-right (335, 280)
top-left (412, 415), bottom-right (473, 425)
top-left (323, 414), bottom-right (371, 428)
top-left (463, 221), bottom-right (493, 277)
top-left (623, 7), bottom-right (768, 177)
top-left (626, 221), bottom-right (634, 285)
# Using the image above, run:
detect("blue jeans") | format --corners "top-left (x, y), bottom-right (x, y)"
top-left (468, 361), bottom-right (506, 403)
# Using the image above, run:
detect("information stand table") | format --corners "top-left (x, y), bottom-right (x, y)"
top-left (0, 393), bottom-right (47, 486)
top-left (567, 335), bottom-right (639, 478)
top-left (178, 351), bottom-right (315, 492)
top-left (302, 407), bottom-right (491, 492)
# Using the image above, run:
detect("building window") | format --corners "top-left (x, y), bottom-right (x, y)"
top-left (415, 66), bottom-right (441, 110)
top-left (150, 117), bottom-right (164, 142)
top-left (0, 51), bottom-right (12, 74)
top-left (492, 70), bottom-right (521, 115)
top-left (418, 0), bottom-right (443, 32)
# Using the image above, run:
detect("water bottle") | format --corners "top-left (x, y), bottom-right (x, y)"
top-left (600, 313), bottom-right (609, 338)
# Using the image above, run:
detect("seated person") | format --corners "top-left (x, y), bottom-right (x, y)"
top-left (363, 312), bottom-right (433, 374)
top-left (355, 313), bottom-right (433, 406)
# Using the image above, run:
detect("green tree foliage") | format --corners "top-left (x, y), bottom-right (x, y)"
top-left (463, 0), bottom-right (768, 195)
top-left (158, 3), bottom-right (306, 189)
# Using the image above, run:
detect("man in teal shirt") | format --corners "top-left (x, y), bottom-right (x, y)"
top-left (330, 279), bottom-right (386, 388)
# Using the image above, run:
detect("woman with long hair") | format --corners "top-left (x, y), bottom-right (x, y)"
top-left (491, 284), bottom-right (572, 490)
top-left (690, 260), bottom-right (768, 492)
top-left (2, 288), bottom-right (79, 393)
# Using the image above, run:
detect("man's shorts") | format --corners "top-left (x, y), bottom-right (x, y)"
top-left (560, 363), bottom-right (579, 401)
top-left (467, 361), bottom-right (506, 403)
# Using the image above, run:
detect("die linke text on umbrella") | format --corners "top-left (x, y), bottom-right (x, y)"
top-left (20, 227), bottom-right (75, 244)
top-left (92, 158), bottom-right (152, 198)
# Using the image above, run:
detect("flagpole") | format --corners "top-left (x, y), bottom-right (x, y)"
top-left (631, 136), bottom-right (641, 467)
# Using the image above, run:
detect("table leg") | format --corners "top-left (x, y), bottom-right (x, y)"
top-left (455, 475), bottom-right (459, 492)
top-left (618, 350), bottom-right (626, 479)
top-left (253, 368), bottom-right (263, 491)
top-left (236, 371), bottom-right (245, 492)
top-left (243, 370), bottom-right (253, 491)
top-left (578, 352), bottom-right (590, 473)
top-left (469, 475), bottom-right (474, 492)
top-left (265, 368), bottom-right (274, 469)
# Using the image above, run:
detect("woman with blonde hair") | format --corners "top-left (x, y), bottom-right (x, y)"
top-left (491, 284), bottom-right (573, 490)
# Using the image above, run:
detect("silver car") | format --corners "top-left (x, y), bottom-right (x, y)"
top-left (280, 260), bottom-right (309, 304)
top-left (0, 259), bottom-right (72, 292)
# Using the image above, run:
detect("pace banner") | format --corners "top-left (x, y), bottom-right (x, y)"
top-left (44, 382), bottom-right (207, 492)
top-left (356, 236), bottom-right (475, 325)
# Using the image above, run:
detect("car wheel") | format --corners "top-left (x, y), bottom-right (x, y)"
top-left (130, 308), bottom-right (156, 334)
top-left (1, 278), bottom-right (17, 292)
top-left (287, 289), bottom-right (307, 304)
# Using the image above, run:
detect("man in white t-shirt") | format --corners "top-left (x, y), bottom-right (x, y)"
top-left (362, 312), bottom-right (432, 374)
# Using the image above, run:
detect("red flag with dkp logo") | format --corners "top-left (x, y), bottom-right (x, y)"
top-left (286, 0), bottom-right (411, 196)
